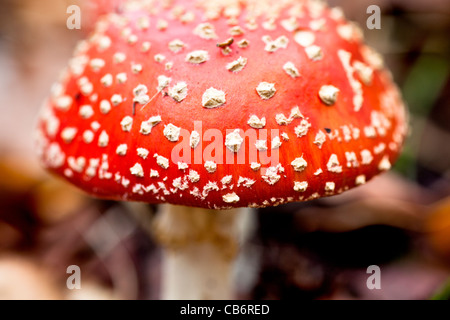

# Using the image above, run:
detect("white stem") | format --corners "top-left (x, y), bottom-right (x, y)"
top-left (162, 242), bottom-right (233, 300)
top-left (153, 204), bottom-right (252, 300)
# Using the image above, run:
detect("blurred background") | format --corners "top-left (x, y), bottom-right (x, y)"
top-left (0, 0), bottom-right (449, 300)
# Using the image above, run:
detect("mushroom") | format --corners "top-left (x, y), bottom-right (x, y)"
top-left (34, 0), bottom-right (408, 299)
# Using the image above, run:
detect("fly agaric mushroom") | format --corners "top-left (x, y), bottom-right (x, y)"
top-left (34, 0), bottom-right (408, 299)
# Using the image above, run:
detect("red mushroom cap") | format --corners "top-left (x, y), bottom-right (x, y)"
top-left (35, 0), bottom-right (408, 209)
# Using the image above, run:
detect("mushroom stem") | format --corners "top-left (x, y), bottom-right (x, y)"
top-left (153, 204), bottom-right (251, 300)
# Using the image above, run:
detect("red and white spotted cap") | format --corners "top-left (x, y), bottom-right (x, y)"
top-left (35, 0), bottom-right (408, 209)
